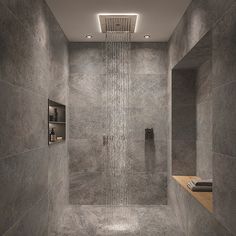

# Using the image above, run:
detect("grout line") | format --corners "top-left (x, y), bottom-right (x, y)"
top-left (213, 151), bottom-right (236, 159)
top-left (0, 145), bottom-right (48, 161)
top-left (212, 79), bottom-right (236, 91)
top-left (0, 78), bottom-right (47, 100)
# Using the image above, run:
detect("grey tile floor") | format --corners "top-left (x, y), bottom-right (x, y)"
top-left (53, 205), bottom-right (184, 236)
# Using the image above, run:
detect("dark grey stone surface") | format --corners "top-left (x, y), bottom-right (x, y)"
top-left (213, 81), bottom-right (236, 158)
top-left (213, 152), bottom-right (236, 235)
top-left (128, 172), bottom-right (167, 205)
top-left (131, 43), bottom-right (168, 75)
top-left (127, 139), bottom-right (167, 173)
top-left (69, 138), bottom-right (103, 173)
top-left (68, 43), bottom-right (168, 205)
top-left (69, 172), bottom-right (105, 205)
top-left (0, 148), bottom-right (48, 235)
top-left (4, 194), bottom-right (49, 236)
top-left (211, 5), bottom-right (236, 235)
top-left (196, 59), bottom-right (212, 179)
top-left (172, 140), bottom-right (196, 176)
top-left (168, 1), bottom-right (236, 235)
top-left (172, 70), bottom-right (196, 106)
top-left (48, 179), bottom-right (68, 236)
top-left (0, 0), bottom-right (68, 235)
top-left (171, 69), bottom-right (196, 176)
top-left (212, 4), bottom-right (236, 89)
top-left (169, 0), bottom-right (235, 69)
top-left (169, 178), bottom-right (233, 236)
top-left (172, 105), bottom-right (196, 140)
top-left (0, 80), bottom-right (47, 158)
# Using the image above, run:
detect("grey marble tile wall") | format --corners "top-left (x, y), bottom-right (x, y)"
top-left (169, 178), bottom-right (233, 236)
top-left (0, 0), bottom-right (69, 235)
top-left (196, 59), bottom-right (212, 179)
top-left (168, 1), bottom-right (236, 235)
top-left (129, 43), bottom-right (168, 205)
top-left (68, 43), bottom-right (105, 205)
top-left (168, 0), bottom-right (236, 69)
top-left (212, 4), bottom-right (236, 235)
top-left (68, 42), bottom-right (168, 205)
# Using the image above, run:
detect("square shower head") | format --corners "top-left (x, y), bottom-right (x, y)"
top-left (98, 14), bottom-right (138, 33)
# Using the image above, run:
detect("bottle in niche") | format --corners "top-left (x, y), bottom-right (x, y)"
top-left (54, 108), bottom-right (58, 122)
top-left (49, 115), bottom-right (54, 122)
top-left (50, 128), bottom-right (57, 142)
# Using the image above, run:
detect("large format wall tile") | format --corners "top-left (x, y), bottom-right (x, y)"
top-left (69, 74), bottom-right (105, 108)
top-left (169, 0), bottom-right (236, 68)
top-left (0, 5), bottom-right (50, 97)
top-left (128, 106), bottom-right (168, 141)
top-left (0, 81), bottom-right (47, 159)
top-left (172, 140), bottom-right (196, 176)
top-left (212, 4), bottom-right (236, 88)
top-left (213, 82), bottom-right (236, 157)
top-left (196, 100), bottom-right (212, 142)
top-left (69, 172), bottom-right (105, 205)
top-left (69, 105), bottom-right (105, 140)
top-left (213, 153), bottom-right (236, 235)
top-left (130, 74), bottom-right (167, 109)
top-left (48, 142), bottom-right (68, 189)
top-left (168, 12), bottom-right (188, 69)
top-left (131, 43), bottom-right (167, 75)
top-left (48, 180), bottom-right (68, 235)
top-left (69, 43), bottom-right (104, 76)
top-left (69, 43), bottom-right (168, 204)
top-left (196, 59), bottom-right (212, 103)
top-left (186, 0), bottom-right (214, 51)
top-left (4, 194), bottom-right (49, 236)
top-left (0, 0), bottom-right (68, 235)
top-left (169, 178), bottom-right (232, 236)
top-left (172, 70), bottom-right (196, 107)
top-left (69, 138), bottom-right (103, 173)
top-left (168, 1), bottom-right (236, 235)
top-left (0, 0), bottom-right (49, 45)
top-left (127, 139), bottom-right (167, 173)
top-left (196, 140), bottom-right (212, 179)
top-left (128, 172), bottom-right (167, 205)
top-left (172, 105), bottom-right (196, 141)
top-left (0, 148), bottom-right (48, 235)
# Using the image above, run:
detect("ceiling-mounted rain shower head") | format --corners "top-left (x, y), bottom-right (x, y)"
top-left (98, 14), bottom-right (138, 33)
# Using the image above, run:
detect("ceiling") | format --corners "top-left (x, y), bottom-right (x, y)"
top-left (45, 0), bottom-right (191, 42)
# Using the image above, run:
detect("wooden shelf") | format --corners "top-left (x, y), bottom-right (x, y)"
top-left (172, 175), bottom-right (213, 213)
top-left (49, 140), bottom-right (65, 145)
top-left (49, 121), bottom-right (65, 124)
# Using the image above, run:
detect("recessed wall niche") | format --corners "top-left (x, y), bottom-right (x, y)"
top-left (171, 32), bottom-right (213, 179)
top-left (48, 99), bottom-right (66, 145)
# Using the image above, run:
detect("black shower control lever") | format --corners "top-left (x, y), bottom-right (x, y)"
top-left (145, 128), bottom-right (154, 139)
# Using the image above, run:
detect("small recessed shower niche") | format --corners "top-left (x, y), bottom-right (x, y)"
top-left (48, 99), bottom-right (66, 145)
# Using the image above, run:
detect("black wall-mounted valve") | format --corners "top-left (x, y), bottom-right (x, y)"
top-left (145, 128), bottom-right (154, 140)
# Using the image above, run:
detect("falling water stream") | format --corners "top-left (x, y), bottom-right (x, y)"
top-left (100, 22), bottom-right (140, 234)
top-left (105, 31), bottom-right (131, 206)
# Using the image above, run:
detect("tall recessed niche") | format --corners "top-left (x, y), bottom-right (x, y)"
top-left (172, 32), bottom-right (212, 179)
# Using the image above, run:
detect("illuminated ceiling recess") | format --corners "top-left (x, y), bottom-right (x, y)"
top-left (98, 14), bottom-right (138, 33)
